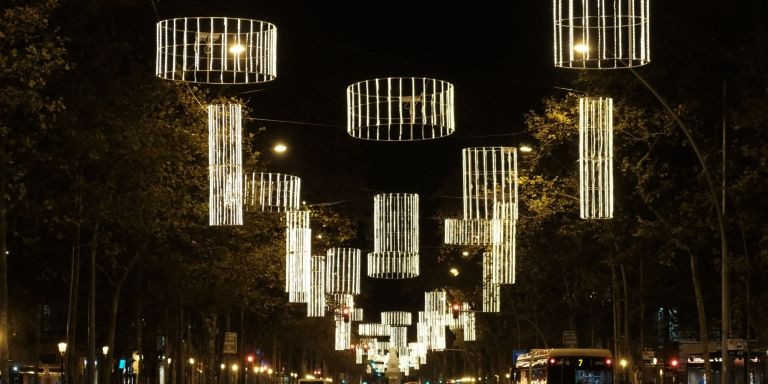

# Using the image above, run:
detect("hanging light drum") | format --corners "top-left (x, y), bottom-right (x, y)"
top-left (553, 0), bottom-right (650, 69)
top-left (482, 252), bottom-right (501, 312)
top-left (381, 311), bottom-right (412, 326)
top-left (285, 210), bottom-right (310, 303)
top-left (244, 172), bottom-right (301, 212)
top-left (389, 326), bottom-right (408, 349)
top-left (358, 323), bottom-right (391, 337)
top-left (445, 147), bottom-right (518, 245)
top-left (346, 77), bottom-right (455, 141)
top-left (368, 193), bottom-right (419, 279)
top-left (307, 255), bottom-right (326, 317)
top-left (491, 202), bottom-right (516, 285)
top-left (335, 315), bottom-right (351, 350)
top-left (325, 248), bottom-right (361, 295)
top-left (462, 302), bottom-right (476, 342)
top-left (156, 17), bottom-right (277, 84)
top-left (579, 97), bottom-right (614, 219)
top-left (209, 104), bottom-right (243, 226)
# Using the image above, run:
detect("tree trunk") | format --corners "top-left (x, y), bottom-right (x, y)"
top-left (175, 305), bottom-right (185, 384)
top-left (88, 226), bottom-right (98, 384)
top-left (105, 288), bottom-right (121, 384)
top-left (67, 244), bottom-right (81, 384)
top-left (611, 256), bottom-right (621, 383)
top-left (0, 206), bottom-right (9, 384)
top-left (622, 265), bottom-right (631, 376)
top-left (688, 249), bottom-right (712, 384)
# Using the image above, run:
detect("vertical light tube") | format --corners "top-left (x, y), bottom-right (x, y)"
top-left (579, 97), bottom-right (614, 219)
top-left (208, 104), bottom-right (242, 226)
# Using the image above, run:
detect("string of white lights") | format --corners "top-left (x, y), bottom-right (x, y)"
top-left (325, 248), bottom-right (361, 295)
top-left (307, 255), bottom-right (325, 317)
top-left (482, 252), bottom-right (501, 312)
top-left (244, 172), bottom-right (301, 212)
top-left (381, 311), bottom-right (412, 326)
top-left (368, 193), bottom-right (419, 278)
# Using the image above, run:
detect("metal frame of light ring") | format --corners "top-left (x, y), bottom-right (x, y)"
top-left (346, 77), bottom-right (455, 141)
top-left (244, 172), bottom-right (301, 212)
top-left (156, 17), bottom-right (277, 84)
top-left (444, 218), bottom-right (495, 245)
top-left (579, 97), bottom-right (614, 219)
top-left (307, 255), bottom-right (325, 317)
top-left (368, 193), bottom-right (419, 278)
top-left (381, 311), bottom-right (412, 326)
top-left (490, 202), bottom-right (516, 285)
top-left (325, 248), bottom-right (361, 295)
top-left (553, 0), bottom-right (650, 69)
top-left (208, 104), bottom-right (243, 226)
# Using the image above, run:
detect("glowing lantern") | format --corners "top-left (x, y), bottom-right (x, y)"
top-left (579, 97), bottom-right (614, 219)
top-left (368, 193), bottom-right (419, 279)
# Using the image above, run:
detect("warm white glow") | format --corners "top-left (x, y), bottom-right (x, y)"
top-left (347, 77), bottom-right (455, 141)
top-left (285, 210), bottom-right (311, 303)
top-left (620, 359), bottom-right (628, 368)
top-left (231, 364), bottom-right (239, 372)
top-left (449, 267), bottom-right (459, 276)
top-left (58, 342), bottom-right (67, 354)
top-left (209, 104), bottom-right (243, 226)
top-left (334, 315), bottom-right (351, 350)
top-left (553, 0), bottom-right (651, 69)
top-left (579, 97), bottom-right (614, 219)
top-left (368, 193), bottom-right (419, 278)
top-left (189, 358), bottom-right (195, 365)
top-left (389, 326), bottom-right (408, 348)
top-left (325, 248), bottom-right (361, 295)
top-left (572, 44), bottom-right (589, 53)
top-left (358, 323), bottom-right (391, 337)
top-left (156, 17), bottom-right (277, 84)
top-left (274, 143), bottom-right (287, 153)
top-left (482, 252), bottom-right (501, 312)
top-left (229, 44), bottom-right (246, 55)
top-left (423, 291), bottom-right (448, 351)
top-left (307, 255), bottom-right (326, 317)
top-left (102, 346), bottom-right (109, 356)
top-left (519, 145), bottom-right (533, 153)
top-left (244, 172), bottom-right (301, 212)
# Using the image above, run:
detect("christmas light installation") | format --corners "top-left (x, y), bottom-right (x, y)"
top-left (307, 255), bottom-right (325, 317)
top-left (482, 252), bottom-right (501, 312)
top-left (334, 314), bottom-right (351, 350)
top-left (346, 77), bottom-right (455, 141)
top-left (368, 194), bottom-right (419, 278)
top-left (381, 311), bottom-right (412, 326)
top-left (491, 202), bottom-right (516, 284)
top-left (208, 104), bottom-right (243, 226)
top-left (553, 0), bottom-right (650, 69)
top-left (423, 291), bottom-right (447, 350)
top-left (579, 97), bottom-right (614, 219)
top-left (445, 147), bottom-right (518, 245)
top-left (358, 323), bottom-right (391, 337)
top-left (244, 172), bottom-right (301, 212)
top-left (389, 326), bottom-right (408, 349)
top-left (285, 210), bottom-right (311, 303)
top-left (325, 248), bottom-right (361, 296)
top-left (461, 302), bottom-right (476, 342)
top-left (156, 17), bottom-right (277, 84)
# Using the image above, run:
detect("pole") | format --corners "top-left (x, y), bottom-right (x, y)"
top-left (629, 68), bottom-right (729, 384)
top-left (88, 225), bottom-right (98, 384)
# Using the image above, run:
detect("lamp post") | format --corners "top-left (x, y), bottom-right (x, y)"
top-left (58, 342), bottom-right (68, 384)
top-left (102, 346), bottom-right (109, 384)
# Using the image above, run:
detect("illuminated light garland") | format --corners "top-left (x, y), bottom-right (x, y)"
top-left (490, 202), bottom-right (517, 284)
top-left (553, 0), bottom-right (650, 69)
top-left (409, 342), bottom-right (427, 365)
top-left (462, 303), bottom-right (476, 342)
top-left (445, 147), bottom-right (518, 245)
top-left (307, 255), bottom-right (325, 317)
top-left (423, 292), bottom-right (447, 351)
top-left (346, 77), bottom-right (455, 141)
top-left (156, 17), bottom-right (277, 84)
top-left (482, 252), bottom-right (501, 312)
top-left (334, 314), bottom-right (351, 351)
top-left (381, 311), bottom-right (412, 326)
top-left (208, 104), bottom-right (243, 226)
top-left (579, 97), bottom-right (614, 219)
top-left (358, 323), bottom-right (391, 337)
top-left (368, 193), bottom-right (419, 279)
top-left (389, 326), bottom-right (408, 348)
top-left (355, 344), bottom-right (365, 364)
top-left (285, 210), bottom-right (310, 303)
top-left (352, 308), bottom-right (364, 322)
top-left (325, 248), bottom-right (361, 295)
top-left (244, 172), bottom-right (301, 213)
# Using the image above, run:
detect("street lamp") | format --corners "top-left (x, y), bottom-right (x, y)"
top-left (274, 143), bottom-right (287, 153)
top-left (58, 342), bottom-right (67, 384)
top-left (519, 145), bottom-right (533, 153)
top-left (102, 346), bottom-right (109, 357)
top-left (449, 267), bottom-right (459, 277)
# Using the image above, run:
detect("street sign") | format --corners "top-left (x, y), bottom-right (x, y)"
top-left (223, 332), bottom-right (238, 354)
top-left (563, 331), bottom-right (577, 347)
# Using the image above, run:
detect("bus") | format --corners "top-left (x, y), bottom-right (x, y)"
top-left (515, 349), bottom-right (613, 384)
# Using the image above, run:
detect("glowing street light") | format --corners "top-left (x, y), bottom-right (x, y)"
top-left (188, 358), bottom-right (195, 365)
top-left (274, 143), bottom-right (287, 153)
top-left (229, 44), bottom-right (246, 55)
top-left (102, 346), bottom-right (109, 357)
top-left (573, 44), bottom-right (589, 54)
top-left (519, 145), bottom-right (533, 153)
top-left (449, 268), bottom-right (459, 277)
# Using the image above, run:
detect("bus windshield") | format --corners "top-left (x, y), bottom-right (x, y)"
top-left (516, 349), bottom-right (613, 384)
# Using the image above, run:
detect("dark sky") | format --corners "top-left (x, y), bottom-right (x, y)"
top-left (147, 0), bottom-right (658, 317)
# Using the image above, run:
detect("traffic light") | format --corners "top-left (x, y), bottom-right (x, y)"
top-left (451, 302), bottom-right (461, 319)
top-left (342, 307), bottom-right (350, 323)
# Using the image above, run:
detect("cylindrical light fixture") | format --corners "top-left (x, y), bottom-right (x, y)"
top-left (156, 17), bottom-right (277, 84)
top-left (368, 193), bottom-right (419, 279)
top-left (325, 248), bottom-right (361, 295)
top-left (307, 255), bottom-right (325, 317)
top-left (579, 97), bottom-right (614, 219)
top-left (482, 252), bottom-right (501, 312)
top-left (285, 210), bottom-right (310, 303)
top-left (553, 0), bottom-right (650, 69)
top-left (347, 77), bottom-right (455, 141)
top-left (381, 311), bottom-right (412, 326)
top-left (244, 172), bottom-right (301, 213)
top-left (208, 104), bottom-right (243, 226)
